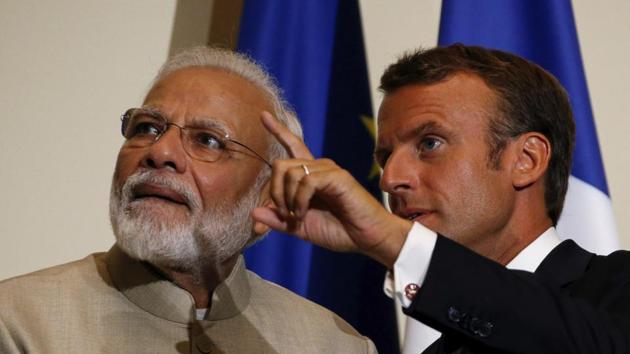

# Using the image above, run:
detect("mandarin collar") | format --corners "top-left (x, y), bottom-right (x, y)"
top-left (105, 245), bottom-right (251, 324)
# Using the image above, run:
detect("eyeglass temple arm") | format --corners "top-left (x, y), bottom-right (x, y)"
top-left (228, 140), bottom-right (272, 167)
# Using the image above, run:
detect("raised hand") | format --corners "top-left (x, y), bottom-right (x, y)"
top-left (251, 112), bottom-right (412, 268)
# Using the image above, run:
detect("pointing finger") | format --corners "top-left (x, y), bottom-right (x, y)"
top-left (261, 111), bottom-right (314, 159)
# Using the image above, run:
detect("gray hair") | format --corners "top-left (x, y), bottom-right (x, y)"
top-left (153, 46), bottom-right (303, 163)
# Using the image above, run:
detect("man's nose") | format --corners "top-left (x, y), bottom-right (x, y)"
top-left (141, 127), bottom-right (188, 173)
top-left (379, 151), bottom-right (418, 195)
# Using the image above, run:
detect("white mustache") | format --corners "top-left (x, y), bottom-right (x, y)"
top-left (120, 170), bottom-right (202, 211)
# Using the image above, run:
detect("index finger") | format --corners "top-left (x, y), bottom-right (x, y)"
top-left (261, 111), bottom-right (314, 159)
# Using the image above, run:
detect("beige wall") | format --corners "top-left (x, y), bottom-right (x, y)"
top-left (574, 0), bottom-right (630, 243)
top-left (0, 0), bottom-right (177, 280)
top-left (1, 1), bottom-right (628, 281)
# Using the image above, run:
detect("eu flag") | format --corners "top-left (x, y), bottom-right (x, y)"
top-left (238, 0), bottom-right (399, 352)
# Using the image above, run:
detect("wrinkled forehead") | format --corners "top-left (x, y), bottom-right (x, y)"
top-left (376, 74), bottom-right (499, 146)
top-left (142, 67), bottom-right (273, 144)
top-left (131, 105), bottom-right (234, 135)
top-left (145, 67), bottom-right (273, 109)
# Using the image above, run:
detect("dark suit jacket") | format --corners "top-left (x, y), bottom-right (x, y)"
top-left (408, 235), bottom-right (630, 354)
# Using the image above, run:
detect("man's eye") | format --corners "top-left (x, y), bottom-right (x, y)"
top-left (193, 132), bottom-right (224, 150)
top-left (419, 137), bottom-right (442, 152)
top-left (129, 122), bottom-right (161, 137)
top-left (374, 151), bottom-right (389, 168)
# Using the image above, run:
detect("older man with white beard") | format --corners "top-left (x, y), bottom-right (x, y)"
top-left (0, 47), bottom-right (375, 354)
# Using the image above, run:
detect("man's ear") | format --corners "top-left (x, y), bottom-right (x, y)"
top-left (511, 132), bottom-right (551, 189)
top-left (253, 180), bottom-right (272, 236)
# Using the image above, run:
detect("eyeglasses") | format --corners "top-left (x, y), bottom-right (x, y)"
top-left (120, 108), bottom-right (271, 167)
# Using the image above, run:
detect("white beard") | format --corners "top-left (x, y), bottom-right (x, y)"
top-left (109, 169), bottom-right (263, 276)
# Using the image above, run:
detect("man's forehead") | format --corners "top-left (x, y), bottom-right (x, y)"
top-left (146, 69), bottom-right (262, 108)
top-left (378, 75), bottom-right (497, 122)
top-left (376, 82), bottom-right (498, 153)
top-left (377, 89), bottom-right (450, 136)
top-left (148, 67), bottom-right (267, 99)
top-left (376, 118), bottom-right (448, 148)
top-left (137, 105), bottom-right (233, 134)
top-left (140, 68), bottom-right (271, 138)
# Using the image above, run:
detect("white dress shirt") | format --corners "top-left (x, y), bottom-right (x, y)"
top-left (384, 222), bottom-right (562, 354)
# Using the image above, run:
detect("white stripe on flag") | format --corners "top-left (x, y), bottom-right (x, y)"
top-left (557, 175), bottom-right (619, 255)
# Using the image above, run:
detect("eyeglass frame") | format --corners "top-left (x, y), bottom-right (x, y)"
top-left (120, 107), bottom-right (272, 167)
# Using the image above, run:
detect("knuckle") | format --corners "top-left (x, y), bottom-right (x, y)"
top-left (272, 159), bottom-right (288, 170)
top-left (337, 168), bottom-right (353, 181)
top-left (288, 165), bottom-right (305, 180)
top-left (319, 158), bottom-right (338, 168)
top-left (286, 168), bottom-right (299, 181)
top-left (299, 174), bottom-right (312, 186)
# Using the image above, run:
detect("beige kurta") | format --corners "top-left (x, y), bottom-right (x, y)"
top-left (0, 245), bottom-right (376, 353)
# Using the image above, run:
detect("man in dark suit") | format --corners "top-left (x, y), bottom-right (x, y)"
top-left (251, 44), bottom-right (630, 353)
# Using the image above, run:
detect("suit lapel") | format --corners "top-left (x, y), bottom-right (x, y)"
top-left (535, 239), bottom-right (593, 289)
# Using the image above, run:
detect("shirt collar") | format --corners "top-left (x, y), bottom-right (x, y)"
top-left (506, 227), bottom-right (561, 272)
top-left (105, 245), bottom-right (251, 324)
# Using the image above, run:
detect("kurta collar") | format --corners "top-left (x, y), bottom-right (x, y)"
top-left (207, 253), bottom-right (251, 321)
top-left (105, 245), bottom-right (251, 324)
